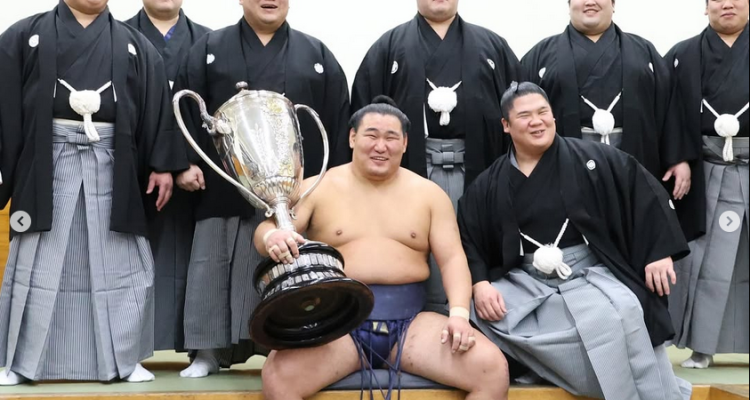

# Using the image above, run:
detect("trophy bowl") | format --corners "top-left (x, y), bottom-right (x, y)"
top-left (173, 83), bottom-right (374, 350)
top-left (251, 242), bottom-right (374, 349)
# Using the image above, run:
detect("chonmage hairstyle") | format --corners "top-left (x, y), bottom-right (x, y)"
top-left (349, 95), bottom-right (411, 136)
top-left (500, 81), bottom-right (552, 120)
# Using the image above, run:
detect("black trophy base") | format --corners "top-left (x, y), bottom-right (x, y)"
top-left (250, 242), bottom-right (374, 350)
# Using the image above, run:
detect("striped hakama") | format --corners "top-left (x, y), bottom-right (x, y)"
top-left (671, 136), bottom-right (749, 355)
top-left (148, 187), bottom-right (194, 351)
top-left (473, 244), bottom-right (692, 400)
top-left (0, 120), bottom-right (154, 381)
top-left (424, 138), bottom-right (465, 314)
top-left (183, 213), bottom-right (265, 364)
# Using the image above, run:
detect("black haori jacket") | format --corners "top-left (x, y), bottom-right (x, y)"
top-left (521, 24), bottom-right (694, 181)
top-left (458, 136), bottom-right (690, 346)
top-left (664, 24), bottom-right (750, 242)
top-left (172, 20), bottom-right (350, 221)
top-left (0, 5), bottom-right (187, 239)
top-left (124, 8), bottom-right (211, 84)
top-left (349, 14), bottom-right (521, 189)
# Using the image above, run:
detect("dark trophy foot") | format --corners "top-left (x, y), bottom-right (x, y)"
top-left (250, 242), bottom-right (374, 350)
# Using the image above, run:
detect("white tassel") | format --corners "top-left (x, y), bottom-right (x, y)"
top-left (532, 246), bottom-right (573, 280)
top-left (592, 109), bottom-right (616, 145)
top-left (581, 92), bottom-right (622, 146)
top-left (520, 219), bottom-right (577, 280)
top-left (715, 114), bottom-right (739, 162)
top-left (703, 99), bottom-right (749, 162)
top-left (427, 79), bottom-right (461, 126)
top-left (57, 80), bottom-right (112, 142)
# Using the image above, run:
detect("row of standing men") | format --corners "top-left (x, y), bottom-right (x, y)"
top-left (0, 0), bottom-right (746, 389)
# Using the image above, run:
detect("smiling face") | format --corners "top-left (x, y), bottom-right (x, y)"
top-left (417, 0), bottom-right (458, 23)
top-left (569, 0), bottom-right (615, 36)
top-left (502, 93), bottom-right (557, 158)
top-left (240, 0), bottom-right (289, 31)
top-left (706, 0), bottom-right (749, 35)
top-left (349, 113), bottom-right (408, 181)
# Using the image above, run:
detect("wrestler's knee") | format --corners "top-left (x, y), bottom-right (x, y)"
top-left (465, 342), bottom-right (510, 397)
top-left (261, 351), bottom-right (295, 399)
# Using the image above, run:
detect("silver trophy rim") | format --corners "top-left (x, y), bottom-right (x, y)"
top-left (215, 88), bottom-right (295, 116)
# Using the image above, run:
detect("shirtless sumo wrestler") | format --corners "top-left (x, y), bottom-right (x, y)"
top-left (253, 98), bottom-right (509, 400)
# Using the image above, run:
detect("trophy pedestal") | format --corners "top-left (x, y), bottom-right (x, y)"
top-left (250, 242), bottom-right (374, 350)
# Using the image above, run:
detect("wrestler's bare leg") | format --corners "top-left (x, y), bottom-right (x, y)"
top-left (261, 336), bottom-right (361, 400)
top-left (393, 312), bottom-right (509, 400)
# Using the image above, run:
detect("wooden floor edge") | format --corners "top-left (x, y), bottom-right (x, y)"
top-left (0, 385), bottom-right (729, 400)
top-left (711, 385), bottom-right (750, 399)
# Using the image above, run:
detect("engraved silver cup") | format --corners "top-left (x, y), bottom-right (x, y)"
top-left (173, 83), bottom-right (373, 350)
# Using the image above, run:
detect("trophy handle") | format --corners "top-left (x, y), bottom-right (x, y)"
top-left (173, 90), bottom-right (274, 217)
top-left (293, 104), bottom-right (330, 210)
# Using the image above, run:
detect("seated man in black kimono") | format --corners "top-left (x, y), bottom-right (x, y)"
top-left (458, 82), bottom-right (693, 400)
top-left (253, 97), bottom-right (509, 400)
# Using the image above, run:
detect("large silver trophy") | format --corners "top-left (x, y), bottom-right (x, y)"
top-left (173, 82), bottom-right (374, 350)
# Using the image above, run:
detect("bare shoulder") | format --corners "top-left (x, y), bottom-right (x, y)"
top-left (398, 168), bottom-right (451, 206)
top-left (299, 164), bottom-right (351, 200)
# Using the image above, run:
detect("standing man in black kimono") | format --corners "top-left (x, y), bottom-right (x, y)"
top-left (458, 82), bottom-right (693, 400)
top-left (350, 0), bottom-right (520, 316)
top-left (0, 0), bottom-right (182, 385)
top-left (666, 0), bottom-right (749, 370)
top-left (521, 0), bottom-right (693, 204)
top-left (172, 0), bottom-right (350, 378)
top-left (125, 0), bottom-right (211, 354)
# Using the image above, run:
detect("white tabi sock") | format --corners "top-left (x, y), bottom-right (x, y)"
top-left (0, 369), bottom-right (29, 386)
top-left (124, 363), bottom-right (155, 383)
top-left (681, 352), bottom-right (714, 369)
top-left (180, 349), bottom-right (220, 378)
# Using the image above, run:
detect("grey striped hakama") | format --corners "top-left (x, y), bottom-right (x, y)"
top-left (581, 127), bottom-right (624, 148)
top-left (473, 244), bottom-right (692, 400)
top-left (149, 187), bottom-right (194, 351)
top-left (0, 120), bottom-right (154, 381)
top-left (183, 213), bottom-right (265, 365)
top-left (670, 136), bottom-right (749, 355)
top-left (424, 138), bottom-right (465, 314)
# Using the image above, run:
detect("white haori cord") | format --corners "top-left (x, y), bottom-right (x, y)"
top-left (57, 79), bottom-right (113, 142)
top-left (701, 99), bottom-right (750, 162)
top-left (520, 218), bottom-right (574, 280)
top-left (581, 92), bottom-right (623, 145)
top-left (426, 78), bottom-right (462, 126)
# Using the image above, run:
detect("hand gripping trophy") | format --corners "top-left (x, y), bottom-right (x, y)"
top-left (173, 83), bottom-right (374, 350)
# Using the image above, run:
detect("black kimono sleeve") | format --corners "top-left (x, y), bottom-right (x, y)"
top-left (519, 41), bottom-right (544, 86)
top-left (172, 35), bottom-right (210, 167)
top-left (457, 171), bottom-right (497, 285)
top-left (137, 43), bottom-right (189, 174)
top-left (649, 43), bottom-right (695, 170)
top-left (0, 25), bottom-right (26, 207)
top-left (350, 38), bottom-right (391, 115)
top-left (320, 45), bottom-right (351, 168)
top-left (608, 149), bottom-right (690, 274)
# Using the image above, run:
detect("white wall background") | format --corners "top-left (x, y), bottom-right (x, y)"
top-left (1, 0), bottom-right (712, 87)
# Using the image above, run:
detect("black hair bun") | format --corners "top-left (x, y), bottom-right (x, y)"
top-left (371, 95), bottom-right (399, 108)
